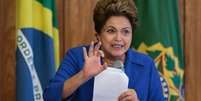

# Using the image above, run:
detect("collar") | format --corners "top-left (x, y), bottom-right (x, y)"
top-left (125, 48), bottom-right (146, 67)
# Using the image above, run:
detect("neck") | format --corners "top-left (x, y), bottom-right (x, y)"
top-left (103, 53), bottom-right (125, 66)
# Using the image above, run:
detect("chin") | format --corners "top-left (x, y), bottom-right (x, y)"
top-left (111, 52), bottom-right (124, 58)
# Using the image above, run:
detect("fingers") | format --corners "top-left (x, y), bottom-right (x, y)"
top-left (102, 62), bottom-right (108, 69)
top-left (95, 42), bottom-right (105, 57)
top-left (120, 96), bottom-right (135, 101)
top-left (88, 41), bottom-right (94, 57)
top-left (118, 89), bottom-right (138, 101)
top-left (87, 41), bottom-right (104, 57)
top-left (94, 41), bottom-right (101, 51)
top-left (98, 50), bottom-right (104, 57)
top-left (129, 89), bottom-right (137, 96)
top-left (83, 47), bottom-right (88, 59)
top-left (97, 62), bottom-right (108, 75)
top-left (118, 90), bottom-right (133, 100)
top-left (83, 41), bottom-right (103, 60)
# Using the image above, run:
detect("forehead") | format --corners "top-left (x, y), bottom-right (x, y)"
top-left (104, 16), bottom-right (132, 29)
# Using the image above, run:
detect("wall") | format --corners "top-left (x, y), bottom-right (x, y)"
top-left (0, 0), bottom-right (16, 101)
top-left (57, 0), bottom-right (98, 59)
top-left (185, 0), bottom-right (201, 100)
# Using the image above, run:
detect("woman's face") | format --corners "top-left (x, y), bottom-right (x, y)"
top-left (97, 16), bottom-right (132, 59)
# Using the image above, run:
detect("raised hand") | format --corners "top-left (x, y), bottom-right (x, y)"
top-left (82, 41), bottom-right (107, 80)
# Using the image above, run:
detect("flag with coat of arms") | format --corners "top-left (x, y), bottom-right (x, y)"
top-left (133, 0), bottom-right (184, 100)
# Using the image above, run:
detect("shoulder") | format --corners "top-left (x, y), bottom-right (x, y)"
top-left (64, 45), bottom-right (88, 57)
top-left (68, 45), bottom-right (87, 53)
top-left (127, 48), bottom-right (155, 66)
top-left (59, 45), bottom-right (89, 71)
top-left (61, 45), bottom-right (89, 64)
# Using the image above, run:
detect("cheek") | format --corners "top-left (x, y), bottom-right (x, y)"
top-left (125, 36), bottom-right (132, 45)
top-left (100, 35), bottom-right (113, 44)
top-left (100, 37), bottom-right (109, 48)
top-left (102, 40), bottom-right (111, 48)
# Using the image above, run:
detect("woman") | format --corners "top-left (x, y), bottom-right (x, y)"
top-left (44, 0), bottom-right (164, 101)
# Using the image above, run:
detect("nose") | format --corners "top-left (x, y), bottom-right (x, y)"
top-left (114, 32), bottom-right (122, 42)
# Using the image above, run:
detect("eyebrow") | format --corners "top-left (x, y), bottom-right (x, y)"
top-left (105, 26), bottom-right (131, 30)
top-left (104, 26), bottom-right (116, 29)
top-left (122, 27), bottom-right (132, 30)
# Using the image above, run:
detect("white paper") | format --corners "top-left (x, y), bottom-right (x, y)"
top-left (92, 67), bottom-right (129, 101)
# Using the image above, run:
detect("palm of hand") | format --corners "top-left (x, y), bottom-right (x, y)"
top-left (82, 42), bottom-right (107, 79)
top-left (83, 55), bottom-right (103, 78)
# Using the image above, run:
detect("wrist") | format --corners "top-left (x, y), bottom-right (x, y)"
top-left (79, 70), bottom-right (90, 82)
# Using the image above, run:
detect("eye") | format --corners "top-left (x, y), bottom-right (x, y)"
top-left (106, 29), bottom-right (116, 33)
top-left (121, 29), bottom-right (131, 36)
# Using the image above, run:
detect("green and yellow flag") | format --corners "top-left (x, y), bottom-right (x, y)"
top-left (16, 0), bottom-right (59, 101)
top-left (133, 0), bottom-right (184, 100)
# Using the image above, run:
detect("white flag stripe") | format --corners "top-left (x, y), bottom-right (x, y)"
top-left (17, 29), bottom-right (44, 101)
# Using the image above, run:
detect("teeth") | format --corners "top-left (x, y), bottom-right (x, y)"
top-left (112, 44), bottom-right (122, 48)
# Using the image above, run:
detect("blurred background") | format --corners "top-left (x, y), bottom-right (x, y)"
top-left (0, 0), bottom-right (201, 101)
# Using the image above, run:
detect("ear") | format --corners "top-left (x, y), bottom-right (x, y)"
top-left (95, 33), bottom-right (101, 42)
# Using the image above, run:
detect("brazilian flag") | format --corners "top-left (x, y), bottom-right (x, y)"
top-left (133, 0), bottom-right (184, 101)
top-left (16, 0), bottom-right (59, 101)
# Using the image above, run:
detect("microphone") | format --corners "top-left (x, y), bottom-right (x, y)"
top-left (111, 60), bottom-right (124, 71)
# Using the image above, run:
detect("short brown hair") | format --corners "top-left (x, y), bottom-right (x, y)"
top-left (93, 0), bottom-right (138, 33)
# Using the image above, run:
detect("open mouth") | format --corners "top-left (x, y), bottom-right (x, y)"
top-left (111, 44), bottom-right (124, 49)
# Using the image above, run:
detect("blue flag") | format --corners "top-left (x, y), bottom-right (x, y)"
top-left (16, 0), bottom-right (59, 101)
